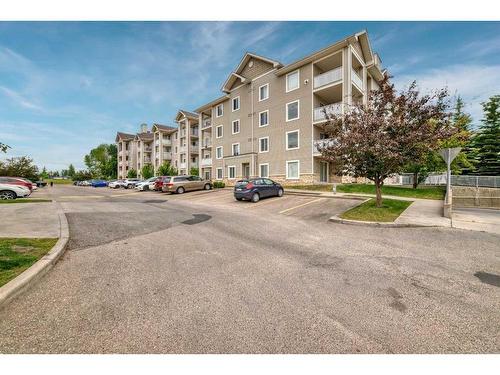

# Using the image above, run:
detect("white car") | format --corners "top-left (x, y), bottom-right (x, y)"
top-left (108, 179), bottom-right (124, 189)
top-left (135, 177), bottom-right (157, 191)
top-left (0, 183), bottom-right (31, 200)
top-left (122, 178), bottom-right (141, 189)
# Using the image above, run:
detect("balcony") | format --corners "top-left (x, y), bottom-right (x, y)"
top-left (313, 103), bottom-right (343, 122)
top-left (351, 69), bottom-right (363, 90)
top-left (179, 146), bottom-right (187, 153)
top-left (144, 157), bottom-right (152, 163)
top-left (202, 139), bottom-right (212, 148)
top-left (144, 147), bottom-right (152, 153)
top-left (202, 119), bottom-right (211, 129)
top-left (313, 139), bottom-right (336, 154)
top-left (190, 129), bottom-right (199, 137)
top-left (162, 139), bottom-right (171, 146)
top-left (314, 67), bottom-right (342, 89)
top-left (162, 152), bottom-right (172, 159)
top-left (201, 158), bottom-right (212, 167)
top-left (179, 162), bottom-right (187, 169)
top-left (190, 148), bottom-right (199, 154)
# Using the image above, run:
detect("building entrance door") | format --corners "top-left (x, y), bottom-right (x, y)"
top-left (320, 161), bottom-right (328, 183)
top-left (242, 163), bottom-right (250, 179)
top-left (204, 170), bottom-right (211, 180)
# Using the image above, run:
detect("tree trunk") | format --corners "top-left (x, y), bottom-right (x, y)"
top-left (375, 177), bottom-right (383, 208)
top-left (412, 172), bottom-right (418, 189)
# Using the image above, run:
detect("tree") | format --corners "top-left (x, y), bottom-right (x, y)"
top-left (141, 164), bottom-right (154, 179)
top-left (0, 156), bottom-right (39, 181)
top-left (405, 152), bottom-right (444, 189)
top-left (320, 77), bottom-right (455, 207)
top-left (39, 166), bottom-right (49, 180)
top-left (470, 95), bottom-right (500, 175)
top-left (157, 161), bottom-right (178, 176)
top-left (189, 167), bottom-right (199, 176)
top-left (0, 142), bottom-right (10, 153)
top-left (84, 144), bottom-right (117, 179)
top-left (68, 164), bottom-right (76, 178)
top-left (127, 168), bottom-right (137, 178)
top-left (72, 170), bottom-right (93, 181)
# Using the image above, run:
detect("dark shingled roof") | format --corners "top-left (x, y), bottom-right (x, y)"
top-left (153, 123), bottom-right (177, 133)
top-left (136, 132), bottom-right (154, 141)
top-left (116, 132), bottom-right (135, 141)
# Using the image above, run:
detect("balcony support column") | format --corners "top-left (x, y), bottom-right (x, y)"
top-left (363, 65), bottom-right (368, 105)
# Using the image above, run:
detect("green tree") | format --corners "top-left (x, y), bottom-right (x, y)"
top-left (470, 95), bottom-right (500, 175)
top-left (157, 161), bottom-right (178, 176)
top-left (141, 164), bottom-right (154, 179)
top-left (72, 170), bottom-right (93, 181)
top-left (189, 167), bottom-right (199, 176)
top-left (68, 164), bottom-right (76, 178)
top-left (0, 156), bottom-right (39, 181)
top-left (127, 168), bottom-right (137, 178)
top-left (405, 152), bottom-right (445, 188)
top-left (39, 166), bottom-right (49, 180)
top-left (84, 144), bottom-right (117, 179)
top-left (0, 142), bottom-right (9, 153)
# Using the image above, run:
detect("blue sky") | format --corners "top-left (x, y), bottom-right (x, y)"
top-left (1, 21), bottom-right (499, 171)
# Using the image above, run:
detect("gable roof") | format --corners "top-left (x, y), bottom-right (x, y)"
top-left (135, 132), bottom-right (154, 142)
top-left (175, 110), bottom-right (198, 122)
top-left (152, 123), bottom-right (177, 133)
top-left (115, 132), bottom-right (135, 142)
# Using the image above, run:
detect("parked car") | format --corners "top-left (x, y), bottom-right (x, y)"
top-left (161, 175), bottom-right (212, 194)
top-left (154, 176), bottom-right (170, 191)
top-left (90, 179), bottom-right (108, 188)
top-left (135, 177), bottom-right (158, 191)
top-left (122, 178), bottom-right (140, 189)
top-left (234, 178), bottom-right (284, 203)
top-left (80, 180), bottom-right (91, 186)
top-left (0, 183), bottom-right (31, 199)
top-left (0, 176), bottom-right (34, 191)
top-left (108, 179), bottom-right (124, 189)
top-left (36, 180), bottom-right (48, 187)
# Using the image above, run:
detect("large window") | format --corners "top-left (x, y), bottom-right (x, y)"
top-left (259, 163), bottom-right (269, 178)
top-left (286, 160), bottom-right (300, 179)
top-left (232, 119), bottom-right (240, 134)
top-left (232, 96), bottom-right (240, 112)
top-left (228, 166), bottom-right (236, 179)
top-left (286, 130), bottom-right (299, 150)
top-left (216, 146), bottom-right (223, 159)
top-left (259, 83), bottom-right (269, 101)
top-left (215, 103), bottom-right (224, 117)
top-left (259, 137), bottom-right (269, 153)
top-left (286, 100), bottom-right (299, 122)
top-left (216, 125), bottom-right (223, 138)
top-left (216, 168), bottom-right (223, 179)
top-left (286, 70), bottom-right (300, 92)
top-left (259, 110), bottom-right (269, 127)
top-left (232, 143), bottom-right (240, 156)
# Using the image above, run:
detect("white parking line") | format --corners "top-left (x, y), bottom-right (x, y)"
top-left (278, 198), bottom-right (325, 214)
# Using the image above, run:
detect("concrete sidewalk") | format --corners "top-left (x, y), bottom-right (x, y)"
top-left (0, 202), bottom-right (60, 238)
top-left (452, 208), bottom-right (500, 235)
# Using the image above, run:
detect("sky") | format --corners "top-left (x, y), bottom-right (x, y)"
top-left (1, 21), bottom-right (499, 171)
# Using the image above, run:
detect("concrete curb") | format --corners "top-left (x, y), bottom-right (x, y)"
top-left (0, 202), bottom-right (69, 310)
top-left (328, 215), bottom-right (442, 228)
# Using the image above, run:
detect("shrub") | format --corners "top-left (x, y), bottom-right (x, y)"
top-left (213, 181), bottom-right (225, 188)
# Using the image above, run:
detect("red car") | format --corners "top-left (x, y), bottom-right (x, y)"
top-left (0, 177), bottom-right (34, 191)
top-left (154, 176), bottom-right (170, 191)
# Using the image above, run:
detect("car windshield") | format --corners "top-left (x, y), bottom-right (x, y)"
top-left (235, 180), bottom-right (249, 187)
top-left (162, 177), bottom-right (171, 183)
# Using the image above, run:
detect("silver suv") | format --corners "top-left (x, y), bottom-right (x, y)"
top-left (161, 175), bottom-right (212, 194)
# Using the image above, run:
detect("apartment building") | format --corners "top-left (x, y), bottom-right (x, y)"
top-left (116, 132), bottom-right (137, 179)
top-left (116, 30), bottom-right (385, 184)
top-left (152, 123), bottom-right (177, 174)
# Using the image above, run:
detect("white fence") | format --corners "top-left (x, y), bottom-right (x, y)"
top-left (398, 173), bottom-right (500, 188)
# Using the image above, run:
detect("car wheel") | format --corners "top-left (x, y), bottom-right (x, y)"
top-left (251, 192), bottom-right (260, 203)
top-left (204, 183), bottom-right (211, 190)
top-left (277, 188), bottom-right (284, 197)
top-left (0, 190), bottom-right (16, 200)
top-left (144, 185), bottom-right (149, 191)
top-left (128, 184), bottom-right (133, 189)
top-left (235, 197), bottom-right (243, 201)
top-left (176, 186), bottom-right (185, 194)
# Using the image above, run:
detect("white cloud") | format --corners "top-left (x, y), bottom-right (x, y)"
top-left (0, 85), bottom-right (43, 111)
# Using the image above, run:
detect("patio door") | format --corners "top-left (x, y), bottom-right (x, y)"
top-left (204, 170), bottom-right (211, 180)
top-left (319, 161), bottom-right (328, 183)
top-left (242, 163), bottom-right (250, 179)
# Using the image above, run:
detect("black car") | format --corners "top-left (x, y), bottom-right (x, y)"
top-left (234, 178), bottom-right (284, 203)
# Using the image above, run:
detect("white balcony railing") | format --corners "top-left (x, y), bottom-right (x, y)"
top-left (313, 67), bottom-right (342, 89)
top-left (313, 103), bottom-right (343, 122)
top-left (351, 69), bottom-right (363, 90)
top-left (201, 158), bottom-right (212, 167)
top-left (162, 152), bottom-right (172, 159)
top-left (202, 119), bottom-right (211, 129)
top-left (162, 139), bottom-right (171, 146)
top-left (202, 139), bottom-right (212, 148)
top-left (313, 139), bottom-right (336, 154)
top-left (190, 129), bottom-right (199, 137)
top-left (179, 146), bottom-right (187, 153)
top-left (179, 162), bottom-right (187, 169)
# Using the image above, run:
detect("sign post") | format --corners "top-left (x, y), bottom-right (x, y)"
top-left (438, 148), bottom-right (461, 216)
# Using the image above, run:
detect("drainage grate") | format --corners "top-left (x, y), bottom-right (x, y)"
top-left (474, 271), bottom-right (500, 287)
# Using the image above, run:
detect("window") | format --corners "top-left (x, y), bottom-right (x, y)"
top-left (259, 83), bottom-right (269, 101)
top-left (232, 143), bottom-right (240, 156)
top-left (216, 103), bottom-right (224, 117)
top-left (286, 130), bottom-right (299, 150)
top-left (286, 160), bottom-right (300, 179)
top-left (228, 166), bottom-right (236, 179)
top-left (216, 125), bottom-right (223, 138)
top-left (216, 146), bottom-right (223, 159)
top-left (259, 163), bottom-right (269, 178)
top-left (286, 70), bottom-right (300, 92)
top-left (216, 168), bottom-right (223, 180)
top-left (286, 100), bottom-right (299, 121)
top-left (259, 137), bottom-right (269, 153)
top-left (232, 119), bottom-right (240, 134)
top-left (259, 110), bottom-right (269, 127)
top-left (232, 96), bottom-right (240, 111)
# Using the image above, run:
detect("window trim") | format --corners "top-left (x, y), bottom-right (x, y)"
top-left (259, 136), bottom-right (269, 153)
top-left (227, 165), bottom-right (236, 180)
top-left (215, 103), bottom-right (224, 118)
top-left (286, 129), bottom-right (300, 150)
top-left (231, 142), bottom-right (240, 156)
top-left (216, 146), bottom-right (223, 159)
top-left (232, 119), bottom-right (240, 135)
top-left (258, 83), bottom-right (269, 101)
top-left (232, 96), bottom-right (240, 112)
top-left (286, 70), bottom-right (300, 93)
top-left (286, 160), bottom-right (300, 180)
top-left (259, 110), bottom-right (269, 127)
top-left (216, 167), bottom-right (223, 180)
top-left (216, 124), bottom-right (223, 139)
top-left (286, 100), bottom-right (300, 122)
top-left (259, 163), bottom-right (269, 178)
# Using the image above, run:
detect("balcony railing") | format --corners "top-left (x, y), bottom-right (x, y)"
top-left (314, 67), bottom-right (342, 89)
top-left (313, 139), bottom-right (336, 154)
top-left (190, 148), bottom-right (199, 154)
top-left (144, 147), bottom-right (152, 152)
top-left (179, 162), bottom-right (187, 169)
top-left (190, 129), bottom-right (199, 137)
top-left (162, 152), bottom-right (172, 159)
top-left (202, 139), bottom-right (212, 148)
top-left (202, 119), bottom-right (212, 129)
top-left (351, 69), bottom-right (363, 90)
top-left (313, 103), bottom-right (343, 122)
top-left (162, 139), bottom-right (171, 146)
top-left (201, 158), bottom-right (212, 167)
top-left (179, 146), bottom-right (187, 153)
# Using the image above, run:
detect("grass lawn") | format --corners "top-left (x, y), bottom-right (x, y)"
top-left (340, 198), bottom-right (412, 222)
top-left (0, 198), bottom-right (52, 204)
top-left (45, 178), bottom-right (73, 185)
top-left (286, 183), bottom-right (445, 200)
top-left (0, 238), bottom-right (58, 287)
